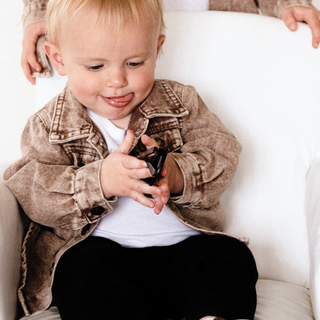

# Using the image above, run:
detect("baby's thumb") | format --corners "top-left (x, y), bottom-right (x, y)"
top-left (117, 129), bottom-right (135, 154)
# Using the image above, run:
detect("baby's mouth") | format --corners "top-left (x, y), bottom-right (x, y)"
top-left (103, 93), bottom-right (133, 108)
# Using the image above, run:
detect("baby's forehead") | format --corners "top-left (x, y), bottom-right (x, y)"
top-left (64, 6), bottom-right (159, 38)
top-left (47, 0), bottom-right (164, 46)
top-left (58, 10), bottom-right (160, 57)
top-left (65, 9), bottom-right (158, 37)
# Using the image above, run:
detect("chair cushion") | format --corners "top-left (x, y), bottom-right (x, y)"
top-left (19, 279), bottom-right (313, 320)
top-left (254, 280), bottom-right (314, 320)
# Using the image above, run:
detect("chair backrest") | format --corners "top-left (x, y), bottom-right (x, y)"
top-left (36, 11), bottom-right (320, 288)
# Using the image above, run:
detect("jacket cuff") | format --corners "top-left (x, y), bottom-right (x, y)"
top-left (74, 160), bottom-right (113, 223)
top-left (169, 152), bottom-right (203, 207)
top-left (275, 0), bottom-right (315, 18)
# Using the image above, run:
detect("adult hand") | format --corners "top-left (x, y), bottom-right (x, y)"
top-left (21, 20), bottom-right (47, 84)
top-left (280, 6), bottom-right (320, 49)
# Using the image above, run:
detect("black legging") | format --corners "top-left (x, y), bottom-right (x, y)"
top-left (52, 234), bottom-right (258, 320)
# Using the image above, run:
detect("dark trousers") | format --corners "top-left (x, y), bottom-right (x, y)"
top-left (52, 235), bottom-right (258, 320)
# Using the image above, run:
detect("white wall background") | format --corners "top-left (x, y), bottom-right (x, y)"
top-left (0, 0), bottom-right (320, 165)
top-left (0, 0), bottom-right (35, 165)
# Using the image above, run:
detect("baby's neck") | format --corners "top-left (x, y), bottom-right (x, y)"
top-left (110, 114), bottom-right (131, 129)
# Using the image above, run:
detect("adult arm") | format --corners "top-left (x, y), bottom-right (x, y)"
top-left (21, 0), bottom-right (49, 84)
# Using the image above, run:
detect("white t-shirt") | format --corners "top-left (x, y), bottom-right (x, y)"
top-left (163, 0), bottom-right (209, 11)
top-left (87, 109), bottom-right (200, 248)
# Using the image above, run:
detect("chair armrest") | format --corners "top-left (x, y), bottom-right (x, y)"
top-left (0, 164), bottom-right (24, 320)
top-left (306, 158), bottom-right (320, 320)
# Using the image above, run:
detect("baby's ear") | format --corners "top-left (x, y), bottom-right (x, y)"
top-left (44, 42), bottom-right (67, 76)
top-left (157, 34), bottom-right (166, 56)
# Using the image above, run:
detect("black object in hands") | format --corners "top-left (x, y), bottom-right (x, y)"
top-left (136, 147), bottom-right (168, 186)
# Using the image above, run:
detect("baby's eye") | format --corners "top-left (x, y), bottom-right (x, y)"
top-left (127, 62), bottom-right (143, 68)
top-left (87, 65), bottom-right (103, 71)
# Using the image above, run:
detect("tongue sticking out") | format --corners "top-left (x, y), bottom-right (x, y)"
top-left (104, 93), bottom-right (133, 108)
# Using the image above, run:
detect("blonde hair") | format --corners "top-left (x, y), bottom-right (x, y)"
top-left (46, 0), bottom-right (165, 45)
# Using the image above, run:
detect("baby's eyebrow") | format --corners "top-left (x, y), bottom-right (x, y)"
top-left (77, 52), bottom-right (150, 64)
top-left (77, 58), bottom-right (107, 63)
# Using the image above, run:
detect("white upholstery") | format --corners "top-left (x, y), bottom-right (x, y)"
top-left (306, 158), bottom-right (320, 320)
top-left (0, 164), bottom-right (24, 320)
top-left (1, 11), bottom-right (320, 320)
top-left (162, 0), bottom-right (209, 11)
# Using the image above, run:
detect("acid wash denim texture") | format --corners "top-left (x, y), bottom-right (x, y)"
top-left (3, 80), bottom-right (242, 316)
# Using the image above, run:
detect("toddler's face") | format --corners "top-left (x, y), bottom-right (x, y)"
top-left (52, 12), bottom-right (165, 129)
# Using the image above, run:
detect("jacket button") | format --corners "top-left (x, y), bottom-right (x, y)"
top-left (90, 206), bottom-right (105, 216)
top-left (81, 224), bottom-right (91, 236)
top-left (99, 139), bottom-right (106, 147)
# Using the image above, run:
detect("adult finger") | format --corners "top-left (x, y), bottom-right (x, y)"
top-left (21, 58), bottom-right (36, 85)
top-left (281, 9), bottom-right (298, 32)
top-left (304, 12), bottom-right (320, 48)
top-left (21, 40), bottom-right (40, 84)
top-left (27, 48), bottom-right (42, 72)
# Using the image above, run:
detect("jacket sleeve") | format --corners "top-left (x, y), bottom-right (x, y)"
top-left (208, 0), bottom-right (259, 14)
top-left (3, 113), bottom-right (112, 230)
top-left (208, 0), bottom-right (315, 17)
top-left (22, 0), bottom-right (48, 30)
top-left (256, 0), bottom-right (315, 18)
top-left (169, 84), bottom-right (242, 210)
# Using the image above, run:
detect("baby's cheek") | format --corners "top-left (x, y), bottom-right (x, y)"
top-left (133, 71), bottom-right (155, 94)
top-left (71, 79), bottom-right (101, 102)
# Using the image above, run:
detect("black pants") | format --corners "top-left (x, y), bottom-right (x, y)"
top-left (52, 235), bottom-right (258, 320)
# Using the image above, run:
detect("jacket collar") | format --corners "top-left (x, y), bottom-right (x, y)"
top-left (49, 80), bottom-right (189, 143)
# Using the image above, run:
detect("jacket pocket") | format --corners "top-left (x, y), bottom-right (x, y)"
top-left (62, 141), bottom-right (102, 167)
top-left (146, 117), bottom-right (183, 152)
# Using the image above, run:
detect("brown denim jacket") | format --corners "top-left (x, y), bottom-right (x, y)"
top-left (22, 0), bottom-right (314, 78)
top-left (3, 80), bottom-right (242, 315)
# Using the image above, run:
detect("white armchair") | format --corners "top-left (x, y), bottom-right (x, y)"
top-left (1, 11), bottom-right (320, 320)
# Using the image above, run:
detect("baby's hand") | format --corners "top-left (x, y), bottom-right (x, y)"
top-left (141, 135), bottom-right (184, 215)
top-left (100, 130), bottom-right (162, 209)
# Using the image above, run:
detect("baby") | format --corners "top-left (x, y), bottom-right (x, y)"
top-left (4, 0), bottom-right (258, 319)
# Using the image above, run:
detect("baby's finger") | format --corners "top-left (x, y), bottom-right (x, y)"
top-left (126, 167), bottom-right (154, 180)
top-left (122, 156), bottom-right (149, 171)
top-left (117, 130), bottom-right (135, 154)
top-left (141, 134), bottom-right (159, 149)
top-left (139, 182), bottom-right (163, 198)
top-left (130, 191), bottom-right (156, 209)
top-left (153, 197), bottom-right (164, 215)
